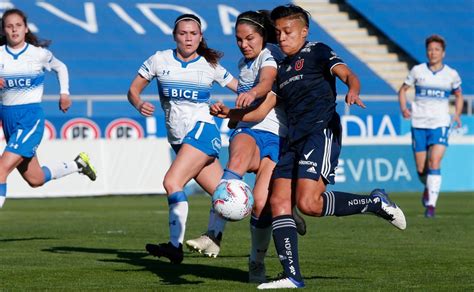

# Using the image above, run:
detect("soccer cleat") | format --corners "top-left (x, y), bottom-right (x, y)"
top-left (292, 206), bottom-right (307, 236)
top-left (185, 233), bottom-right (220, 258)
top-left (75, 152), bottom-right (97, 181)
top-left (145, 242), bottom-right (183, 264)
top-left (370, 189), bottom-right (407, 230)
top-left (249, 260), bottom-right (266, 283)
top-left (257, 276), bottom-right (305, 289)
top-left (425, 205), bottom-right (435, 218)
top-left (422, 188), bottom-right (429, 207)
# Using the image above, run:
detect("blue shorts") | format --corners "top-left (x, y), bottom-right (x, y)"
top-left (2, 103), bottom-right (44, 158)
top-left (230, 127), bottom-right (281, 163)
top-left (273, 127), bottom-right (341, 185)
top-left (172, 121), bottom-right (221, 157)
top-left (412, 127), bottom-right (449, 152)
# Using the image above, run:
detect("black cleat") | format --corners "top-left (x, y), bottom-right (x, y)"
top-left (145, 242), bottom-right (183, 264)
top-left (292, 206), bottom-right (307, 236)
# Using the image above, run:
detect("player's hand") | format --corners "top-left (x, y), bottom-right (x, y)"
top-left (345, 91), bottom-right (366, 108)
top-left (210, 102), bottom-right (230, 118)
top-left (452, 114), bottom-right (462, 128)
top-left (235, 91), bottom-right (257, 108)
top-left (137, 101), bottom-right (155, 117)
top-left (401, 108), bottom-right (411, 119)
top-left (0, 78), bottom-right (5, 89)
top-left (59, 94), bottom-right (72, 113)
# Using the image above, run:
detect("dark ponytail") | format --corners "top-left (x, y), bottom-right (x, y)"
top-left (0, 8), bottom-right (50, 47)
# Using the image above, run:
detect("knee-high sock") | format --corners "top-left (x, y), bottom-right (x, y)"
top-left (322, 191), bottom-right (382, 216)
top-left (272, 215), bottom-right (303, 282)
top-left (426, 169), bottom-right (441, 207)
top-left (206, 207), bottom-right (226, 241)
top-left (42, 161), bottom-right (79, 183)
top-left (249, 212), bottom-right (272, 263)
top-left (168, 191), bottom-right (188, 248)
top-left (0, 183), bottom-right (6, 208)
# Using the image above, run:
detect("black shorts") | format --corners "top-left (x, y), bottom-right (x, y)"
top-left (273, 127), bottom-right (341, 185)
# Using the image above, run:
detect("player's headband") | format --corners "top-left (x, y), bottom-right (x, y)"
top-left (174, 14), bottom-right (201, 28)
top-left (237, 17), bottom-right (264, 29)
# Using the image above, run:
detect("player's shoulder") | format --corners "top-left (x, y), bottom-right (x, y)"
top-left (442, 64), bottom-right (460, 76)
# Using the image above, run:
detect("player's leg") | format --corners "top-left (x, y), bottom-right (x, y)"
top-left (187, 130), bottom-right (259, 256)
top-left (412, 127), bottom-right (429, 205)
top-left (0, 151), bottom-right (25, 208)
top-left (185, 157), bottom-right (224, 257)
top-left (249, 157), bottom-right (274, 283)
top-left (424, 127), bottom-right (449, 217)
top-left (296, 128), bottom-right (406, 230)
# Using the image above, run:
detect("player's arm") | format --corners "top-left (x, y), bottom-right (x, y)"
top-left (398, 83), bottom-right (412, 119)
top-left (225, 77), bottom-right (238, 93)
top-left (332, 64), bottom-right (365, 108)
top-left (210, 92), bottom-right (277, 122)
top-left (452, 88), bottom-right (464, 128)
top-left (128, 74), bottom-right (155, 117)
top-left (235, 66), bottom-right (277, 108)
top-left (49, 56), bottom-right (71, 113)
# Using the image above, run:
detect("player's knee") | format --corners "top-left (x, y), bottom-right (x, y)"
top-left (26, 177), bottom-right (44, 188)
top-left (297, 192), bottom-right (324, 217)
top-left (162, 177), bottom-right (180, 195)
top-left (252, 196), bottom-right (267, 216)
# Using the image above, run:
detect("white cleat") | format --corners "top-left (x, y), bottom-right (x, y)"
top-left (0, 195), bottom-right (5, 208)
top-left (257, 277), bottom-right (305, 289)
top-left (370, 189), bottom-right (407, 230)
top-left (185, 234), bottom-right (220, 258)
top-left (249, 260), bottom-right (266, 283)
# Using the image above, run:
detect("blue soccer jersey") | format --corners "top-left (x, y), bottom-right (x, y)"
top-left (274, 42), bottom-right (345, 142)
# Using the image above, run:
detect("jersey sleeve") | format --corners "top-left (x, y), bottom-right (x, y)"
top-left (317, 43), bottom-right (345, 74)
top-left (213, 63), bottom-right (234, 87)
top-left (138, 54), bottom-right (158, 81)
top-left (404, 66), bottom-right (416, 87)
top-left (40, 48), bottom-right (54, 71)
top-left (451, 69), bottom-right (462, 92)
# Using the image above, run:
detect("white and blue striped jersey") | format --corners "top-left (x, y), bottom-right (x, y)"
top-left (0, 43), bottom-right (69, 106)
top-left (236, 44), bottom-right (288, 137)
top-left (404, 63), bottom-right (462, 129)
top-left (139, 49), bottom-right (233, 144)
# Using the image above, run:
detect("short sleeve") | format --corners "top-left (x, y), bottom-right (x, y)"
top-left (316, 43), bottom-right (345, 75)
top-left (451, 69), bottom-right (462, 91)
top-left (214, 63), bottom-right (234, 87)
top-left (404, 67), bottom-right (416, 87)
top-left (138, 55), bottom-right (157, 81)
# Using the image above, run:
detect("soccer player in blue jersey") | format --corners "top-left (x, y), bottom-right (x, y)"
top-left (127, 14), bottom-right (238, 264)
top-left (185, 10), bottom-right (305, 283)
top-left (0, 9), bottom-right (96, 208)
top-left (255, 5), bottom-right (407, 289)
top-left (398, 35), bottom-right (464, 218)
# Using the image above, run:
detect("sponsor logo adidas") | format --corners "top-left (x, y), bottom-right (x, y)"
top-left (306, 166), bottom-right (317, 174)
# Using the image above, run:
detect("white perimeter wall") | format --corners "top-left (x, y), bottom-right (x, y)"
top-left (6, 139), bottom-right (171, 198)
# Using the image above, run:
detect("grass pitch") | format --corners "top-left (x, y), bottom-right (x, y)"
top-left (1, 192), bottom-right (473, 291)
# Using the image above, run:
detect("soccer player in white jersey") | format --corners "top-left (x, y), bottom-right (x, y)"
top-left (127, 14), bottom-right (238, 264)
top-left (398, 34), bottom-right (463, 218)
top-left (0, 9), bottom-right (97, 209)
top-left (185, 10), bottom-right (300, 283)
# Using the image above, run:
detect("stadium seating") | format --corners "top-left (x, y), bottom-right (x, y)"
top-left (6, 0), bottom-right (392, 95)
top-left (347, 0), bottom-right (474, 94)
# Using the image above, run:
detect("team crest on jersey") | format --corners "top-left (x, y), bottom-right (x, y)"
top-left (295, 59), bottom-right (304, 71)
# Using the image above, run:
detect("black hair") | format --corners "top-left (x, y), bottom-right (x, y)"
top-left (173, 13), bottom-right (222, 67)
top-left (235, 10), bottom-right (277, 46)
top-left (270, 4), bottom-right (311, 28)
top-left (0, 8), bottom-right (50, 47)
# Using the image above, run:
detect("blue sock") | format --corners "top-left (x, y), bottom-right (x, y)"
top-left (0, 183), bottom-right (6, 208)
top-left (42, 166), bottom-right (52, 183)
top-left (272, 215), bottom-right (303, 282)
top-left (221, 168), bottom-right (243, 180)
top-left (322, 191), bottom-right (381, 216)
top-left (251, 211), bottom-right (272, 228)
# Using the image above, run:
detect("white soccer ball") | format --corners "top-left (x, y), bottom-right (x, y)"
top-left (212, 179), bottom-right (254, 221)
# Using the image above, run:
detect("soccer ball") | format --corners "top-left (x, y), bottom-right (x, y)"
top-left (212, 179), bottom-right (254, 221)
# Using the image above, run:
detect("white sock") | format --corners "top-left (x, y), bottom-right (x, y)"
top-left (0, 196), bottom-right (5, 208)
top-left (427, 174), bottom-right (441, 207)
top-left (47, 161), bottom-right (79, 179)
top-left (0, 183), bottom-right (6, 208)
top-left (249, 222), bottom-right (272, 263)
top-left (207, 207), bottom-right (227, 240)
top-left (168, 192), bottom-right (188, 247)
